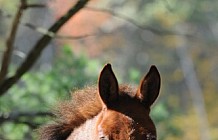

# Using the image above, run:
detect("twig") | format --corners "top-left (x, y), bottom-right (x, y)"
top-left (84, 6), bottom-right (164, 34)
top-left (24, 22), bottom-right (95, 40)
top-left (0, 0), bottom-right (90, 96)
top-left (0, 3), bottom-right (45, 18)
top-left (23, 4), bottom-right (46, 9)
top-left (0, 0), bottom-right (27, 82)
top-left (84, 6), bottom-right (192, 37)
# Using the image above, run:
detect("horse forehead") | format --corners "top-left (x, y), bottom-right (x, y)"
top-left (101, 110), bottom-right (134, 123)
top-left (98, 110), bottom-right (133, 129)
top-left (98, 111), bottom-right (134, 137)
top-left (100, 109), bottom-right (149, 129)
top-left (109, 95), bottom-right (150, 115)
top-left (98, 111), bottom-right (156, 140)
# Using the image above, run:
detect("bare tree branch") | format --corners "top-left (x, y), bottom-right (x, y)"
top-left (85, 6), bottom-right (160, 32)
top-left (0, 3), bottom-right (45, 18)
top-left (84, 6), bottom-right (192, 37)
top-left (23, 22), bottom-right (95, 40)
top-left (0, 0), bottom-right (90, 96)
top-left (0, 0), bottom-right (27, 82)
top-left (23, 4), bottom-right (46, 9)
top-left (0, 0), bottom-right (46, 83)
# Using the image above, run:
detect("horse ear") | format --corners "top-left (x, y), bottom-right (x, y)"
top-left (137, 65), bottom-right (161, 107)
top-left (98, 64), bottom-right (119, 106)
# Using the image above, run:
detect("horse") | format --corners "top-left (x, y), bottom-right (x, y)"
top-left (39, 63), bottom-right (161, 140)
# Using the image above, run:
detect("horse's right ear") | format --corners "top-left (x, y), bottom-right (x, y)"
top-left (98, 64), bottom-right (119, 106)
top-left (136, 65), bottom-right (161, 107)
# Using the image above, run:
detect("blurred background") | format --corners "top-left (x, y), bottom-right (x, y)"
top-left (0, 0), bottom-right (218, 139)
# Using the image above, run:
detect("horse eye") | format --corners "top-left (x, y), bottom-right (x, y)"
top-left (100, 136), bottom-right (109, 140)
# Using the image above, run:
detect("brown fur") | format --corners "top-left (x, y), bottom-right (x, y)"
top-left (39, 64), bottom-right (161, 140)
top-left (39, 85), bottom-right (135, 140)
top-left (38, 86), bottom-right (100, 140)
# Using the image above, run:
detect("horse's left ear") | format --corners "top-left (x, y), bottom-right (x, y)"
top-left (137, 65), bottom-right (161, 107)
top-left (98, 64), bottom-right (119, 106)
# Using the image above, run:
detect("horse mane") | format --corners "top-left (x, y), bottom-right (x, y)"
top-left (38, 85), bottom-right (135, 140)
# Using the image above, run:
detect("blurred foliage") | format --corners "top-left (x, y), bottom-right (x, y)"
top-left (0, 45), bottom-right (101, 140)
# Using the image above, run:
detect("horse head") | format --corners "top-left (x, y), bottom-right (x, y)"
top-left (96, 64), bottom-right (161, 140)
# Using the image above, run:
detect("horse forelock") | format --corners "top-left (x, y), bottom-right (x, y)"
top-left (119, 84), bottom-right (137, 98)
top-left (38, 86), bottom-right (101, 140)
top-left (57, 85), bottom-right (136, 125)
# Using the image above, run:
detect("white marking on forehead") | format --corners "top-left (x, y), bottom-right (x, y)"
top-left (98, 125), bottom-right (109, 140)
